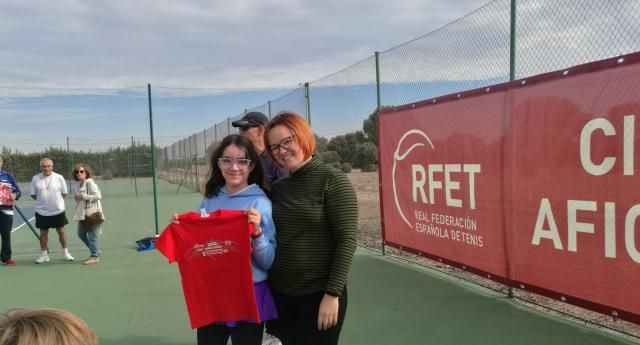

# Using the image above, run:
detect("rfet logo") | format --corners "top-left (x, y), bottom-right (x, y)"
top-left (392, 129), bottom-right (434, 228)
top-left (392, 129), bottom-right (481, 228)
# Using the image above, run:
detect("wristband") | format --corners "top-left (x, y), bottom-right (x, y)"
top-left (251, 227), bottom-right (263, 239)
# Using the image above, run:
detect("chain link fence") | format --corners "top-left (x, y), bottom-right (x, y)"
top-left (0, 86), bottom-right (153, 198)
top-left (1, 0), bottom-right (639, 335)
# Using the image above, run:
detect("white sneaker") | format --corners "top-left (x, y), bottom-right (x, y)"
top-left (35, 254), bottom-right (50, 264)
top-left (262, 334), bottom-right (282, 345)
top-left (63, 252), bottom-right (75, 261)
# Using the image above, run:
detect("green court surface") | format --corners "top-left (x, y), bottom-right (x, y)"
top-left (0, 179), bottom-right (635, 345)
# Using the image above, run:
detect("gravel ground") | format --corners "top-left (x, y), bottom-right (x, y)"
top-left (347, 170), bottom-right (640, 342)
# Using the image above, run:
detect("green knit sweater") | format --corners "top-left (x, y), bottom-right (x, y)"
top-left (269, 157), bottom-right (358, 297)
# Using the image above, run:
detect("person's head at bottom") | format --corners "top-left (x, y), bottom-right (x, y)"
top-left (0, 308), bottom-right (98, 345)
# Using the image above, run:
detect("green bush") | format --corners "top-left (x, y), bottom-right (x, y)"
top-left (352, 142), bottom-right (378, 169)
top-left (318, 150), bottom-right (340, 164)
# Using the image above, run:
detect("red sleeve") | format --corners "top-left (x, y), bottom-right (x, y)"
top-left (155, 224), bottom-right (178, 263)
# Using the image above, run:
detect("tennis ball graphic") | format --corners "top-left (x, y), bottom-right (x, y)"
top-left (392, 129), bottom-right (434, 228)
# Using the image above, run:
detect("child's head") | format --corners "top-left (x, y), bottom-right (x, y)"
top-left (0, 308), bottom-right (98, 345)
top-left (205, 134), bottom-right (265, 197)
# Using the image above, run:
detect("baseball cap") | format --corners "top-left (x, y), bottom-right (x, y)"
top-left (231, 112), bottom-right (269, 128)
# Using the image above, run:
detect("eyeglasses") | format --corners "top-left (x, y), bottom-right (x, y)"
top-left (41, 165), bottom-right (52, 168)
top-left (269, 135), bottom-right (296, 155)
top-left (218, 157), bottom-right (252, 169)
top-left (74, 170), bottom-right (86, 174)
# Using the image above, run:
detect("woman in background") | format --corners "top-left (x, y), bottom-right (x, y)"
top-left (72, 164), bottom-right (104, 265)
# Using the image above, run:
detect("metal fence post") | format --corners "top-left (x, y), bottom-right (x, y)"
top-left (375, 51), bottom-right (386, 256)
top-left (507, 0), bottom-right (517, 299)
top-left (147, 84), bottom-right (160, 236)
top-left (510, 0), bottom-right (517, 82)
top-left (304, 82), bottom-right (311, 126)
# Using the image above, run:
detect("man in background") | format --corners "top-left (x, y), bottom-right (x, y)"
top-left (30, 158), bottom-right (74, 263)
top-left (232, 112), bottom-right (288, 190)
top-left (233, 112), bottom-right (285, 345)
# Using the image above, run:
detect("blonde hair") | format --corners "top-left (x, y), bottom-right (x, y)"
top-left (0, 308), bottom-right (98, 345)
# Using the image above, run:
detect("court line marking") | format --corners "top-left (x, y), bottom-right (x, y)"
top-left (11, 217), bottom-right (35, 233)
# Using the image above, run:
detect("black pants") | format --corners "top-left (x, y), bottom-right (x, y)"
top-left (270, 288), bottom-right (348, 345)
top-left (197, 321), bottom-right (264, 345)
top-left (0, 212), bottom-right (12, 262)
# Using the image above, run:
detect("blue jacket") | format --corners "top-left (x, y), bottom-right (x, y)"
top-left (0, 170), bottom-right (21, 211)
top-left (197, 184), bottom-right (276, 283)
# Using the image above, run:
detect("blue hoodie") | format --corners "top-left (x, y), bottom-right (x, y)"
top-left (197, 184), bottom-right (275, 283)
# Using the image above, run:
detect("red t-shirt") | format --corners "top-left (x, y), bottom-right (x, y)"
top-left (155, 210), bottom-right (259, 329)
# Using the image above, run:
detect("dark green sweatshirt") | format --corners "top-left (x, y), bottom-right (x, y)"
top-left (269, 157), bottom-right (358, 297)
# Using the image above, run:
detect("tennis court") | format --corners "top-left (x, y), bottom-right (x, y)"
top-left (0, 178), bottom-right (635, 345)
top-left (11, 205), bottom-right (35, 233)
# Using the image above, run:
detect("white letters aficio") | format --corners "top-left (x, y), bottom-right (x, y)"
top-left (532, 198), bottom-right (640, 264)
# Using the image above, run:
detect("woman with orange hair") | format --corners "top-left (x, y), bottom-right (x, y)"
top-left (264, 112), bottom-right (358, 345)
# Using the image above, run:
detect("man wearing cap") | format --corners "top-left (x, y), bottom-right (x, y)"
top-left (232, 112), bottom-right (288, 190)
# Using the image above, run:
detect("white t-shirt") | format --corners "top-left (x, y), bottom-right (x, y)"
top-left (30, 172), bottom-right (68, 216)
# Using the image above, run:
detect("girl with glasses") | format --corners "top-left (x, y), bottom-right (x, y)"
top-left (171, 134), bottom-right (277, 345)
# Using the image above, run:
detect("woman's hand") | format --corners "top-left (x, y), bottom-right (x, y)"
top-left (74, 192), bottom-right (83, 202)
top-left (317, 294), bottom-right (339, 330)
top-left (169, 213), bottom-right (179, 224)
top-left (245, 208), bottom-right (261, 236)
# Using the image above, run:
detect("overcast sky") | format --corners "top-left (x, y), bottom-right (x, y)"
top-left (0, 0), bottom-right (489, 89)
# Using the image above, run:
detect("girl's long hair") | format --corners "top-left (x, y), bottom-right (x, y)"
top-left (204, 134), bottom-right (265, 198)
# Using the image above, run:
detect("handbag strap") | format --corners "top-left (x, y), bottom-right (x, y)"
top-left (84, 180), bottom-right (94, 209)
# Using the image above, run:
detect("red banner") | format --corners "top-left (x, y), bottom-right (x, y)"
top-left (379, 93), bottom-right (508, 277)
top-left (379, 53), bottom-right (640, 322)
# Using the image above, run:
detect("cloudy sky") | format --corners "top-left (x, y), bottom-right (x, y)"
top-left (0, 0), bottom-right (489, 89)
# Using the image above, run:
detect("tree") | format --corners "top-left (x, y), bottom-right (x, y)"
top-left (315, 134), bottom-right (328, 153)
top-left (317, 150), bottom-right (340, 164)
top-left (352, 142), bottom-right (378, 171)
top-left (327, 131), bottom-right (368, 165)
top-left (326, 135), bottom-right (349, 161)
top-left (363, 111), bottom-right (377, 144)
top-left (362, 106), bottom-right (393, 145)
